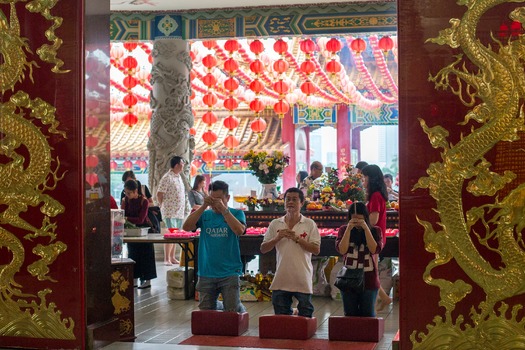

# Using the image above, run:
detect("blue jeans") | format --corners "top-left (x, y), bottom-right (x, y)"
top-left (272, 290), bottom-right (314, 318)
top-left (341, 288), bottom-right (378, 317)
top-left (196, 275), bottom-right (246, 313)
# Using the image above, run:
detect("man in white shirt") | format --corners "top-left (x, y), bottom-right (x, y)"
top-left (260, 187), bottom-right (321, 317)
top-left (157, 156), bottom-right (190, 265)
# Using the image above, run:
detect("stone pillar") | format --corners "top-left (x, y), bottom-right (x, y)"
top-left (148, 15), bottom-right (194, 198)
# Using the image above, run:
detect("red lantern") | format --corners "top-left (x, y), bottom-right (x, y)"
top-left (223, 158), bottom-right (234, 169)
top-left (85, 172), bottom-right (99, 187)
top-left (224, 135), bottom-right (240, 149)
top-left (273, 80), bottom-right (289, 94)
top-left (299, 38), bottom-right (316, 54)
top-left (300, 81), bottom-right (317, 95)
top-left (202, 73), bottom-right (217, 87)
top-left (350, 38), bottom-right (366, 54)
top-left (123, 56), bottom-right (138, 69)
top-left (249, 79), bottom-right (265, 94)
top-left (86, 135), bottom-right (98, 148)
top-left (249, 99), bottom-right (265, 113)
top-left (249, 60), bottom-right (264, 75)
top-left (123, 76), bottom-right (138, 89)
top-left (123, 42), bottom-right (138, 52)
top-left (190, 162), bottom-right (198, 176)
top-left (123, 113), bottom-right (138, 127)
top-left (86, 115), bottom-right (99, 128)
top-left (326, 60), bottom-right (342, 74)
top-left (202, 40), bottom-right (217, 49)
top-left (300, 60), bottom-right (315, 75)
top-left (251, 118), bottom-right (267, 134)
top-left (123, 159), bottom-right (133, 169)
top-left (86, 154), bottom-right (99, 168)
top-left (224, 39), bottom-right (239, 53)
top-left (202, 54), bottom-right (217, 69)
top-left (223, 115), bottom-right (240, 130)
top-left (201, 149), bottom-right (218, 164)
top-left (378, 36), bottom-right (394, 52)
top-left (136, 159), bottom-right (147, 170)
top-left (223, 97), bottom-right (238, 111)
top-left (249, 40), bottom-right (264, 55)
top-left (202, 111), bottom-right (218, 126)
top-left (273, 100), bottom-right (290, 115)
top-left (110, 160), bottom-right (118, 171)
top-left (202, 130), bottom-right (218, 145)
top-left (326, 38), bottom-right (342, 54)
top-left (240, 160), bottom-right (248, 169)
top-left (189, 127), bottom-right (197, 136)
top-left (202, 92), bottom-right (218, 107)
top-left (273, 39), bottom-right (288, 54)
top-left (123, 93), bottom-right (138, 107)
top-left (273, 59), bottom-right (289, 74)
top-left (223, 58), bottom-right (239, 73)
top-left (224, 77), bottom-right (239, 91)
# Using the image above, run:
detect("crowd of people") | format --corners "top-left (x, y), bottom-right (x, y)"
top-left (113, 157), bottom-right (398, 317)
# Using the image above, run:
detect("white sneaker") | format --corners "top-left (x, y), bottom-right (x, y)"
top-left (138, 280), bottom-right (151, 289)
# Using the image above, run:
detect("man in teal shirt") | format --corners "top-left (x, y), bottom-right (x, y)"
top-left (183, 180), bottom-right (246, 312)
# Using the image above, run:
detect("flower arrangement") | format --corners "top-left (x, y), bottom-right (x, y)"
top-left (243, 150), bottom-right (290, 184)
top-left (243, 196), bottom-right (259, 210)
top-left (306, 164), bottom-right (365, 203)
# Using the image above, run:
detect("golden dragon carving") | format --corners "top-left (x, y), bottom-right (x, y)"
top-left (412, 0), bottom-right (525, 348)
top-left (0, 0), bottom-right (74, 339)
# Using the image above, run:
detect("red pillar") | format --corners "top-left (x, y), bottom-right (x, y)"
top-left (336, 104), bottom-right (352, 172)
top-left (281, 110), bottom-right (295, 191)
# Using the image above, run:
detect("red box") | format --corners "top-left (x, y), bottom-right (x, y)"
top-left (259, 315), bottom-right (317, 340)
top-left (328, 316), bottom-right (384, 342)
top-left (191, 310), bottom-right (249, 336)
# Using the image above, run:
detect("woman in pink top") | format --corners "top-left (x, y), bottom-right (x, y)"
top-left (361, 164), bottom-right (391, 311)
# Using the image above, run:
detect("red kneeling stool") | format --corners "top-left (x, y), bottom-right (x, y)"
top-left (329, 316), bottom-right (384, 342)
top-left (259, 315), bottom-right (317, 340)
top-left (191, 310), bottom-right (249, 336)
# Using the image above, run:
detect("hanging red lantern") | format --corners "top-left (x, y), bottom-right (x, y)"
top-left (273, 100), bottom-right (290, 116)
top-left (300, 60), bottom-right (315, 75)
top-left (273, 59), bottom-right (289, 74)
top-left (299, 38), bottom-right (316, 54)
top-left (110, 160), bottom-right (118, 171)
top-left (202, 111), bottom-right (218, 126)
top-left (123, 56), bottom-right (138, 69)
top-left (251, 118), bottom-right (267, 134)
top-left (122, 93), bottom-right (138, 107)
top-left (123, 42), bottom-right (138, 52)
top-left (202, 130), bottom-right (218, 145)
top-left (326, 38), bottom-right (342, 54)
top-left (249, 60), bottom-right (264, 75)
top-left (202, 73), bottom-right (217, 87)
top-left (189, 127), bottom-right (197, 136)
top-left (201, 149), bottom-right (218, 164)
top-left (190, 162), bottom-right (198, 176)
top-left (249, 99), bottom-right (265, 113)
top-left (202, 54), bottom-right (217, 69)
top-left (249, 40), bottom-right (265, 55)
top-left (202, 40), bottom-right (217, 49)
top-left (223, 158), bottom-right (234, 169)
top-left (378, 36), bottom-right (394, 53)
top-left (223, 97), bottom-right (238, 111)
top-left (224, 39), bottom-right (239, 53)
top-left (202, 92), bottom-right (218, 107)
top-left (224, 77), bottom-right (239, 91)
top-left (249, 79), bottom-right (265, 94)
top-left (273, 39), bottom-right (288, 54)
top-left (326, 60), bottom-right (342, 74)
top-left (223, 58), bottom-right (239, 73)
top-left (122, 112), bottom-right (138, 127)
top-left (86, 154), bottom-right (99, 168)
top-left (136, 159), bottom-right (147, 170)
top-left (350, 38), bottom-right (366, 54)
top-left (86, 135), bottom-right (98, 148)
top-left (240, 160), bottom-right (248, 169)
top-left (223, 115), bottom-right (240, 130)
top-left (86, 115), bottom-right (99, 128)
top-left (273, 80), bottom-right (289, 94)
top-left (123, 159), bottom-right (133, 169)
top-left (300, 81), bottom-right (317, 95)
top-left (224, 135), bottom-right (240, 149)
top-left (123, 76), bottom-right (138, 89)
top-left (85, 172), bottom-right (99, 187)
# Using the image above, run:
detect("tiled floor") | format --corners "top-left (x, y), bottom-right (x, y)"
top-left (104, 262), bottom-right (399, 350)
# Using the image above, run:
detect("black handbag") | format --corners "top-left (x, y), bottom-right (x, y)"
top-left (334, 266), bottom-right (364, 293)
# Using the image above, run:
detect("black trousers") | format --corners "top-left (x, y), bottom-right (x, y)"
top-left (128, 242), bottom-right (157, 281)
